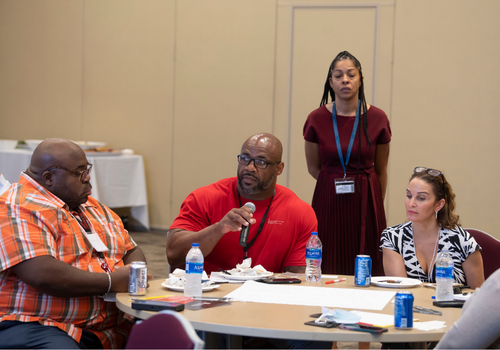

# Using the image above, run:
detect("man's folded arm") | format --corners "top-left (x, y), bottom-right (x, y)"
top-left (12, 255), bottom-right (131, 297)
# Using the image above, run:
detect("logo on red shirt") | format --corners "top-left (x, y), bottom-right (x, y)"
top-left (268, 219), bottom-right (284, 225)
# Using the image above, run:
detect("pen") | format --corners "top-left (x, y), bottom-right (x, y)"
top-left (325, 278), bottom-right (346, 284)
top-left (130, 295), bottom-right (172, 302)
top-left (191, 297), bottom-right (231, 302)
top-left (413, 305), bottom-right (442, 315)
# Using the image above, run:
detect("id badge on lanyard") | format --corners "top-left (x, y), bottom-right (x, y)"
top-left (71, 210), bottom-right (110, 253)
top-left (332, 100), bottom-right (360, 195)
top-left (335, 176), bottom-right (355, 194)
top-left (86, 233), bottom-right (110, 253)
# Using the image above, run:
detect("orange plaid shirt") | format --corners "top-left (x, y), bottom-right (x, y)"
top-left (0, 173), bottom-right (137, 349)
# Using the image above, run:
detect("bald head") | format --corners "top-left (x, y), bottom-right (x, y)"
top-left (241, 133), bottom-right (283, 162)
top-left (27, 138), bottom-right (84, 180)
top-left (25, 138), bottom-right (92, 209)
top-left (237, 133), bottom-right (284, 200)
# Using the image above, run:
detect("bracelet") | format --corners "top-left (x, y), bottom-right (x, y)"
top-left (105, 272), bottom-right (112, 294)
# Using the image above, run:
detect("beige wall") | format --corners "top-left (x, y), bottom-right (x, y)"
top-left (0, 0), bottom-right (499, 240)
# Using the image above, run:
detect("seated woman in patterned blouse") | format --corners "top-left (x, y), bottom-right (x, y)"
top-left (380, 167), bottom-right (484, 289)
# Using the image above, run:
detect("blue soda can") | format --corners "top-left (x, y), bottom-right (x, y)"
top-left (394, 291), bottom-right (414, 329)
top-left (354, 255), bottom-right (372, 287)
top-left (129, 261), bottom-right (148, 295)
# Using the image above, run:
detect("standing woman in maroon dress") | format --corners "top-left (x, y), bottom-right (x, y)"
top-left (303, 51), bottom-right (391, 275)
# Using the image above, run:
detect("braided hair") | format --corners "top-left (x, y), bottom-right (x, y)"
top-left (320, 51), bottom-right (371, 146)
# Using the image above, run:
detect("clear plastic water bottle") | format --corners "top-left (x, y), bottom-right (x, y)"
top-left (305, 232), bottom-right (322, 282)
top-left (184, 243), bottom-right (204, 297)
top-left (435, 250), bottom-right (454, 301)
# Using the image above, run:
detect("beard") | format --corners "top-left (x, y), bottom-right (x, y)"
top-left (237, 171), bottom-right (276, 196)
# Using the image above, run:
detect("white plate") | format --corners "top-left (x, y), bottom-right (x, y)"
top-left (161, 282), bottom-right (220, 292)
top-left (371, 276), bottom-right (422, 288)
top-left (222, 271), bottom-right (273, 281)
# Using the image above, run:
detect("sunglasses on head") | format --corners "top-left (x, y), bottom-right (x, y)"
top-left (413, 167), bottom-right (446, 195)
top-left (413, 167), bottom-right (442, 177)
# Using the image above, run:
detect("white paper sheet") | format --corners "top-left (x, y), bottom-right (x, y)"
top-left (351, 310), bottom-right (395, 327)
top-left (413, 321), bottom-right (446, 331)
top-left (224, 280), bottom-right (396, 310)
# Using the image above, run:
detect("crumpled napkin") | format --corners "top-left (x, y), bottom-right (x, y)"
top-left (413, 321), bottom-right (447, 331)
top-left (227, 258), bottom-right (269, 276)
top-left (315, 307), bottom-right (362, 324)
top-left (164, 268), bottom-right (212, 287)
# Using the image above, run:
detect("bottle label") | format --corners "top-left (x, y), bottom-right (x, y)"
top-left (186, 262), bottom-right (203, 274)
top-left (436, 266), bottom-right (453, 279)
top-left (306, 248), bottom-right (322, 260)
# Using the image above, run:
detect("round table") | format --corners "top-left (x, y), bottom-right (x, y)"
top-left (116, 275), bottom-right (462, 343)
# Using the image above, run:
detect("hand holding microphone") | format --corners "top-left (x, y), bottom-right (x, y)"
top-left (239, 202), bottom-right (255, 247)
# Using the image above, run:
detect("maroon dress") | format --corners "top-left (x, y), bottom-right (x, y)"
top-left (303, 104), bottom-right (391, 275)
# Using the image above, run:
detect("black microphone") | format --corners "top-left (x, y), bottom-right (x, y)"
top-left (239, 202), bottom-right (256, 247)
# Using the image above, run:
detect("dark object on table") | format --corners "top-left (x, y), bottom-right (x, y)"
top-left (258, 278), bottom-right (301, 284)
top-left (433, 300), bottom-right (465, 308)
top-left (453, 285), bottom-right (470, 294)
top-left (132, 300), bottom-right (184, 312)
top-left (304, 320), bottom-right (338, 328)
top-left (339, 324), bottom-right (388, 334)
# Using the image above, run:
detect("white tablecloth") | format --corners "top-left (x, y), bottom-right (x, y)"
top-left (0, 149), bottom-right (149, 229)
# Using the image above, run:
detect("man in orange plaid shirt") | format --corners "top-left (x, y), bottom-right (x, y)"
top-left (0, 138), bottom-right (150, 349)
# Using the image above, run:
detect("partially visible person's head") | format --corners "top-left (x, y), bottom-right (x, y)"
top-left (26, 138), bottom-right (92, 210)
top-left (406, 167), bottom-right (459, 229)
top-left (236, 133), bottom-right (284, 200)
top-left (320, 51), bottom-right (365, 106)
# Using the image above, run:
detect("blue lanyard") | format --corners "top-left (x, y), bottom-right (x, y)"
top-left (332, 100), bottom-right (360, 176)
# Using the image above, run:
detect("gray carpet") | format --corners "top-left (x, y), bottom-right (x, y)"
top-left (129, 230), bottom-right (169, 279)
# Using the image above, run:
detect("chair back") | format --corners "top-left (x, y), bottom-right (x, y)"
top-left (125, 310), bottom-right (204, 349)
top-left (466, 228), bottom-right (500, 280)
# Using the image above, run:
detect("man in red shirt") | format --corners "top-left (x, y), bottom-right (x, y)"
top-left (168, 133), bottom-right (332, 349)
top-left (167, 133), bottom-right (317, 274)
top-left (0, 138), bottom-right (150, 349)
top-left (167, 133), bottom-right (331, 349)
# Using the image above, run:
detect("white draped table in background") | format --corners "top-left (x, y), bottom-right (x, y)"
top-left (0, 149), bottom-right (149, 229)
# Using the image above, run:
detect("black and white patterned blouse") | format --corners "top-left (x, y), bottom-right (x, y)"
top-left (380, 222), bottom-right (481, 284)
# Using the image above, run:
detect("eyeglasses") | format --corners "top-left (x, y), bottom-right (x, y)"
top-left (413, 167), bottom-right (442, 177)
top-left (45, 163), bottom-right (93, 182)
top-left (237, 155), bottom-right (280, 169)
top-left (413, 166), bottom-right (446, 193)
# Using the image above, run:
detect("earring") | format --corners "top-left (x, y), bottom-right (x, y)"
top-left (435, 211), bottom-right (438, 219)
